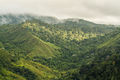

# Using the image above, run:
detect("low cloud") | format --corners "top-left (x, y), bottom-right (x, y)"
top-left (0, 0), bottom-right (120, 24)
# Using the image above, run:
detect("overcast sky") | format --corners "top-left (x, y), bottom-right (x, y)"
top-left (0, 0), bottom-right (120, 24)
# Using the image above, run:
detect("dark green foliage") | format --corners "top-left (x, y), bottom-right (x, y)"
top-left (11, 66), bottom-right (37, 80)
top-left (65, 29), bottom-right (120, 80)
top-left (0, 49), bottom-right (12, 67)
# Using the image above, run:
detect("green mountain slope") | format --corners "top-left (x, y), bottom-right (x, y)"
top-left (0, 24), bottom-right (60, 58)
top-left (0, 49), bottom-right (26, 80)
top-left (64, 29), bottom-right (120, 80)
top-left (0, 24), bottom-right (61, 80)
top-left (0, 49), bottom-right (60, 80)
top-left (20, 19), bottom-right (117, 70)
top-left (0, 17), bottom-right (118, 80)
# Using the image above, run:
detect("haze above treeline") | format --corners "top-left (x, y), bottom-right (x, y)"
top-left (0, 0), bottom-right (120, 24)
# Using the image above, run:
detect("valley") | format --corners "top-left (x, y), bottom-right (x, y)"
top-left (0, 14), bottom-right (119, 80)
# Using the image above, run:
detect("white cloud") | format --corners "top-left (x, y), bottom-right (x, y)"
top-left (0, 0), bottom-right (120, 24)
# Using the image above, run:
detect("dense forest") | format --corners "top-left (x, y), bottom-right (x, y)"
top-left (0, 14), bottom-right (120, 80)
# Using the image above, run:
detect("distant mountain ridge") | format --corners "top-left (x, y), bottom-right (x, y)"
top-left (0, 14), bottom-right (61, 25)
top-left (0, 14), bottom-right (119, 27)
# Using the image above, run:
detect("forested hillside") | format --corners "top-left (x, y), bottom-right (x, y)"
top-left (63, 29), bottom-right (120, 80)
top-left (0, 15), bottom-right (119, 80)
